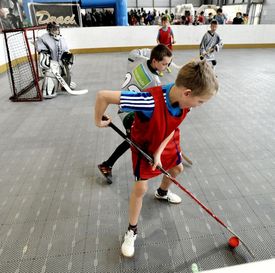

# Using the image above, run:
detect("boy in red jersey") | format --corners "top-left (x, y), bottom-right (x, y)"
top-left (95, 60), bottom-right (218, 258)
top-left (157, 16), bottom-right (175, 50)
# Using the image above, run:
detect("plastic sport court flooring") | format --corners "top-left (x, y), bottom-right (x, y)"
top-left (0, 48), bottom-right (275, 273)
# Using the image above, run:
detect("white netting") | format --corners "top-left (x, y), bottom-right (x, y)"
top-left (4, 27), bottom-right (46, 101)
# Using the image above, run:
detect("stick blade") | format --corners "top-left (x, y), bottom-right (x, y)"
top-left (68, 89), bottom-right (88, 95)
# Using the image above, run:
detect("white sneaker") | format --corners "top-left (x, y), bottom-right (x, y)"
top-left (155, 189), bottom-right (182, 204)
top-left (121, 230), bottom-right (137, 257)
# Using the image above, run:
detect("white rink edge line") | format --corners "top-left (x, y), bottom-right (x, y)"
top-left (200, 258), bottom-right (275, 273)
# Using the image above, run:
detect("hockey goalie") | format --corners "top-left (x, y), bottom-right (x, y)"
top-left (36, 22), bottom-right (77, 99)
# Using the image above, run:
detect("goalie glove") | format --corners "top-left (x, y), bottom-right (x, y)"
top-left (39, 51), bottom-right (51, 69)
top-left (61, 52), bottom-right (74, 67)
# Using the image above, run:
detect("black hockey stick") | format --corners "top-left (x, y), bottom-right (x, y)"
top-left (105, 118), bottom-right (255, 258)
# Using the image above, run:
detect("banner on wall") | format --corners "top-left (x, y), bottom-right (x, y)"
top-left (28, 3), bottom-right (82, 27)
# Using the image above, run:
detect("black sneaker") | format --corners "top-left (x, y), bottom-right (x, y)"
top-left (98, 163), bottom-right (113, 184)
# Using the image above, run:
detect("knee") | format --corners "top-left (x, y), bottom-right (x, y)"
top-left (133, 182), bottom-right (148, 198)
top-left (170, 164), bottom-right (184, 176)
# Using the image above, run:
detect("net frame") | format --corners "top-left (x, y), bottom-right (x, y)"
top-left (3, 26), bottom-right (46, 102)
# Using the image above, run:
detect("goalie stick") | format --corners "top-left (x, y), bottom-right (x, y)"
top-left (52, 70), bottom-right (88, 95)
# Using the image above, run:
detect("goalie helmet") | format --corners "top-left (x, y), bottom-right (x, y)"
top-left (47, 22), bottom-right (61, 40)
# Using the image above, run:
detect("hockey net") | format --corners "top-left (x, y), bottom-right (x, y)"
top-left (3, 26), bottom-right (46, 101)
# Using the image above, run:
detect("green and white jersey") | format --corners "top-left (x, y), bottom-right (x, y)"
top-left (118, 48), bottom-right (161, 124)
top-left (122, 49), bottom-right (161, 92)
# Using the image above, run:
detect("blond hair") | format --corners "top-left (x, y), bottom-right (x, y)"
top-left (175, 60), bottom-right (219, 97)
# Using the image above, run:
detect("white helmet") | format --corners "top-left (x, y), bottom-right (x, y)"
top-left (47, 22), bottom-right (61, 40)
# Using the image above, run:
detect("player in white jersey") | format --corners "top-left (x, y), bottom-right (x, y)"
top-left (199, 20), bottom-right (223, 70)
top-left (36, 22), bottom-right (75, 98)
top-left (98, 44), bottom-right (173, 183)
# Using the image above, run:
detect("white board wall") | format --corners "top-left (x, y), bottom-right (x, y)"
top-left (1, 24), bottom-right (275, 68)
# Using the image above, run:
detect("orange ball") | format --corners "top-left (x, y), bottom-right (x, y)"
top-left (228, 236), bottom-right (239, 248)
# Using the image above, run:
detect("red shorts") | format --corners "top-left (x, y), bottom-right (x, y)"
top-left (167, 44), bottom-right (173, 50)
top-left (131, 133), bottom-right (182, 180)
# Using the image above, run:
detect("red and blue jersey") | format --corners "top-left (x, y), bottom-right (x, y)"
top-left (120, 84), bottom-right (189, 179)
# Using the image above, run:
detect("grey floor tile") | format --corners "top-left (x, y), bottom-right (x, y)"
top-left (1, 48), bottom-right (275, 272)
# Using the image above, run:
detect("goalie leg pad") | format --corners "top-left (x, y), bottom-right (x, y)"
top-left (39, 52), bottom-right (51, 69)
top-left (42, 70), bottom-right (59, 99)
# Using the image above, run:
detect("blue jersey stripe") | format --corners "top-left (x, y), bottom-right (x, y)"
top-left (119, 83), bottom-right (181, 118)
top-left (121, 96), bottom-right (154, 101)
top-left (121, 100), bottom-right (154, 105)
top-left (121, 91), bottom-right (152, 98)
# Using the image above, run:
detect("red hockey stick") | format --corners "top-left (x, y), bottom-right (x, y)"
top-left (106, 119), bottom-right (255, 258)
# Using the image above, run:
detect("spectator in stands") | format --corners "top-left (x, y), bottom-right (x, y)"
top-left (207, 13), bottom-right (214, 24)
top-left (85, 11), bottom-right (92, 27)
top-left (198, 11), bottom-right (205, 24)
top-left (0, 7), bottom-right (13, 31)
top-left (128, 9), bottom-right (151, 25)
top-left (214, 8), bottom-right (227, 24)
top-left (243, 13), bottom-right (249, 24)
top-left (7, 7), bottom-right (22, 28)
top-left (146, 11), bottom-right (154, 25)
top-left (135, 9), bottom-right (141, 23)
top-left (171, 13), bottom-right (175, 22)
top-left (180, 15), bottom-right (186, 25)
top-left (140, 16), bottom-right (146, 25)
top-left (83, 9), bottom-right (114, 27)
top-left (233, 12), bottom-right (243, 24)
top-left (193, 15), bottom-right (201, 26)
top-left (154, 11), bottom-right (161, 25)
top-left (164, 9), bottom-right (171, 22)
top-left (185, 10), bottom-right (192, 25)
top-left (130, 14), bottom-right (138, 25)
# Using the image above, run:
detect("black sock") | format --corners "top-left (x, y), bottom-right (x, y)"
top-left (157, 187), bottom-right (168, 197)
top-left (104, 140), bottom-right (130, 167)
top-left (128, 224), bottom-right (138, 235)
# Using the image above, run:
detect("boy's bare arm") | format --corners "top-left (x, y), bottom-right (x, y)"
top-left (152, 130), bottom-right (175, 170)
top-left (94, 90), bottom-right (121, 127)
top-left (171, 35), bottom-right (175, 44)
